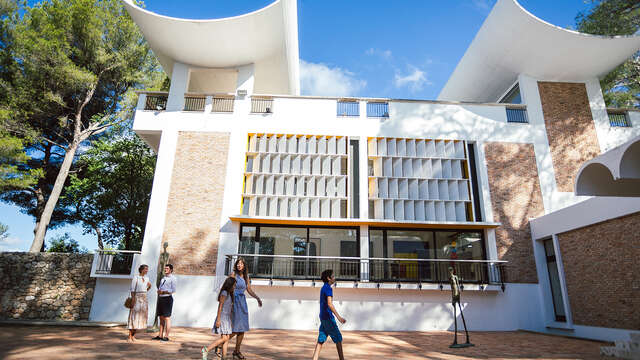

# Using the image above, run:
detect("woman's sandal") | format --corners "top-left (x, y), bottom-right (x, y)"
top-left (214, 346), bottom-right (222, 358)
top-left (233, 351), bottom-right (246, 360)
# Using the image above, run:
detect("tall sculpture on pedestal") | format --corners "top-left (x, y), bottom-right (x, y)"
top-left (449, 267), bottom-right (474, 348)
top-left (148, 242), bottom-right (169, 332)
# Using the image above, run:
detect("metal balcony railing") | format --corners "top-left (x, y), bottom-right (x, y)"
top-left (92, 250), bottom-right (140, 277)
top-left (337, 101), bottom-right (359, 116)
top-left (506, 106), bottom-right (528, 123)
top-left (144, 95), bottom-right (168, 111)
top-left (608, 111), bottom-right (631, 127)
top-left (212, 97), bottom-right (235, 113)
top-left (367, 102), bottom-right (389, 118)
top-left (225, 254), bottom-right (507, 288)
top-left (251, 98), bottom-right (274, 113)
top-left (367, 258), bottom-right (506, 285)
top-left (184, 96), bottom-right (206, 112)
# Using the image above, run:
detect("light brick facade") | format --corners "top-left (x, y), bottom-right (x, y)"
top-left (162, 131), bottom-right (230, 276)
top-left (557, 211), bottom-right (640, 330)
top-left (484, 142), bottom-right (544, 283)
top-left (537, 81), bottom-right (600, 192)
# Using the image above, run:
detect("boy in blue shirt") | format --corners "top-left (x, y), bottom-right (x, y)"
top-left (312, 269), bottom-right (347, 360)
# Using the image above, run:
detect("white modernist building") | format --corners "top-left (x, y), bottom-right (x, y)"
top-left (89, 0), bottom-right (640, 341)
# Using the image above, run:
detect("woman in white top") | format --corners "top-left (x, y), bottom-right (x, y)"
top-left (127, 264), bottom-right (151, 343)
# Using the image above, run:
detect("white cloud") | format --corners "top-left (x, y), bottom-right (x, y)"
top-left (0, 236), bottom-right (25, 252)
top-left (365, 48), bottom-right (392, 60)
top-left (394, 67), bottom-right (431, 92)
top-left (299, 60), bottom-right (366, 97)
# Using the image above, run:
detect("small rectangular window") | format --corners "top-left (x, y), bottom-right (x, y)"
top-left (337, 100), bottom-right (359, 116)
top-left (366, 102), bottom-right (389, 118)
top-left (608, 111), bottom-right (631, 127)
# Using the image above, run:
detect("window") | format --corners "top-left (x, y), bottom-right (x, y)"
top-left (367, 102), bottom-right (389, 118)
top-left (369, 228), bottom-right (486, 282)
top-left (543, 238), bottom-right (566, 322)
top-left (499, 84), bottom-right (522, 104)
top-left (337, 100), bottom-right (359, 116)
top-left (237, 225), bottom-right (359, 280)
top-left (608, 111), bottom-right (631, 127)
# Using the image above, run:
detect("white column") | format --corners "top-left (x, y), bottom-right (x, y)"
top-left (137, 129), bottom-right (179, 323)
top-left (204, 96), bottom-right (213, 113)
top-left (236, 64), bottom-right (255, 95)
top-left (359, 225), bottom-right (369, 282)
top-left (166, 62), bottom-right (189, 111)
top-left (585, 78), bottom-right (613, 152)
top-left (517, 74), bottom-right (557, 213)
top-left (359, 136), bottom-right (369, 219)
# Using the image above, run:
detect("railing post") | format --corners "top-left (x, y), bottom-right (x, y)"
top-left (204, 96), bottom-right (213, 113)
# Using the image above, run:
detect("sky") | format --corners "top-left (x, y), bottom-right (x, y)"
top-left (0, 0), bottom-right (596, 252)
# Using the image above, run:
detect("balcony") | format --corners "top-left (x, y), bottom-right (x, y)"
top-left (251, 97), bottom-right (274, 113)
top-left (224, 254), bottom-right (507, 289)
top-left (90, 250), bottom-right (141, 278)
top-left (144, 93), bottom-right (168, 111)
top-left (367, 101), bottom-right (389, 118)
top-left (607, 110), bottom-right (631, 127)
top-left (505, 105), bottom-right (528, 123)
top-left (337, 100), bottom-right (359, 117)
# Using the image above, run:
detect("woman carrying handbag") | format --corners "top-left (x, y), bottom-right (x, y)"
top-left (127, 264), bottom-right (151, 343)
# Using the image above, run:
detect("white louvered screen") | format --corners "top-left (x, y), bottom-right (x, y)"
top-left (243, 134), bottom-right (349, 218)
top-left (367, 137), bottom-right (473, 222)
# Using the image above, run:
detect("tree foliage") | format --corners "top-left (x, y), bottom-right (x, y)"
top-left (0, 221), bottom-right (8, 241)
top-left (46, 232), bottom-right (88, 253)
top-left (0, 0), bottom-right (162, 251)
top-left (62, 132), bottom-right (156, 250)
top-left (576, 0), bottom-right (640, 108)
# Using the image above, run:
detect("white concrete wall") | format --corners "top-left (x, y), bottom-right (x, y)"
top-left (113, 76), bottom-right (640, 335)
top-left (163, 278), bottom-right (543, 332)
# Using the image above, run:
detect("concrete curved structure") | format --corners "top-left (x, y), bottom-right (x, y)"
top-left (438, 0), bottom-right (640, 102)
top-left (575, 135), bottom-right (640, 196)
top-left (122, 0), bottom-right (299, 95)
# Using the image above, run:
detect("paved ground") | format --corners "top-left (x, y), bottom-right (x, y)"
top-left (0, 325), bottom-right (608, 359)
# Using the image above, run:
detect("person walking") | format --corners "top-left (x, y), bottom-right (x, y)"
top-left (153, 264), bottom-right (177, 342)
top-left (127, 264), bottom-right (151, 343)
top-left (202, 277), bottom-right (237, 359)
top-left (312, 269), bottom-right (346, 360)
top-left (229, 258), bottom-right (262, 360)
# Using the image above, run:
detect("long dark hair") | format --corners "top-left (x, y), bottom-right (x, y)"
top-left (233, 257), bottom-right (249, 282)
top-left (218, 277), bottom-right (236, 303)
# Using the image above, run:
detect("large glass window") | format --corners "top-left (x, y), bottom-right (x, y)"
top-left (237, 225), bottom-right (359, 279)
top-left (544, 238), bottom-right (566, 322)
top-left (369, 228), bottom-right (486, 282)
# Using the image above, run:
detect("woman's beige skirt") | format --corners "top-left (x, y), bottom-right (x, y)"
top-left (127, 292), bottom-right (148, 330)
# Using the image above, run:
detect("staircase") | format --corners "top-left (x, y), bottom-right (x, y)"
top-left (601, 333), bottom-right (640, 359)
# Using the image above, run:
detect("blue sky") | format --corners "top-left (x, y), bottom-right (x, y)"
top-left (0, 0), bottom-right (595, 252)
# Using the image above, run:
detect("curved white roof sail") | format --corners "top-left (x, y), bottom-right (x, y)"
top-left (438, 0), bottom-right (640, 102)
top-left (122, 0), bottom-right (300, 95)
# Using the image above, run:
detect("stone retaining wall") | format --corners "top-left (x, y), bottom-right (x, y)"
top-left (0, 252), bottom-right (96, 321)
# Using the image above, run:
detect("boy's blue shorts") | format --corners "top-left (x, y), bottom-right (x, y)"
top-left (317, 317), bottom-right (342, 344)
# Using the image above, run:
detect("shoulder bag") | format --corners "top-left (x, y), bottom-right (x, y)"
top-left (124, 276), bottom-right (139, 309)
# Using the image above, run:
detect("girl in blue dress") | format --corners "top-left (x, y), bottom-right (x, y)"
top-left (229, 258), bottom-right (262, 360)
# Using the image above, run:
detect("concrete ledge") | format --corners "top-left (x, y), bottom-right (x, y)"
top-left (0, 319), bottom-right (124, 327)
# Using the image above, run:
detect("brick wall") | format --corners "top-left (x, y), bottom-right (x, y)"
top-left (557, 211), bottom-right (640, 330)
top-left (538, 81), bottom-right (600, 192)
top-left (0, 252), bottom-right (95, 321)
top-left (484, 142), bottom-right (544, 283)
top-left (162, 131), bottom-right (230, 276)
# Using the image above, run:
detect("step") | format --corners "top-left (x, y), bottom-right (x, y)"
top-left (600, 346), bottom-right (634, 360)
